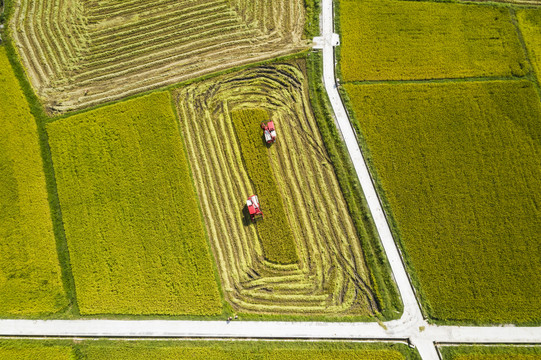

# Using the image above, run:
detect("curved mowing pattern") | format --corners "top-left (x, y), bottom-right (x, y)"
top-left (10, 0), bottom-right (308, 112)
top-left (175, 63), bottom-right (378, 316)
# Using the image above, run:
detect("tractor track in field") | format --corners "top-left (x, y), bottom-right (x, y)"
top-left (174, 62), bottom-right (379, 316)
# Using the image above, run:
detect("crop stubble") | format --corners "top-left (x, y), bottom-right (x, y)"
top-left (10, 0), bottom-right (308, 112)
top-left (175, 63), bottom-right (378, 316)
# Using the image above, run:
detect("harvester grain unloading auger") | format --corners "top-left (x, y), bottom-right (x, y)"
top-left (261, 121), bottom-right (277, 144)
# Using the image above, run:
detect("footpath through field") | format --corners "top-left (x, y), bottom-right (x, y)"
top-left (1, 0), bottom-right (541, 359)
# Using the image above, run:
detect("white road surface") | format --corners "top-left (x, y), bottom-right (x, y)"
top-left (1, 1), bottom-right (540, 359)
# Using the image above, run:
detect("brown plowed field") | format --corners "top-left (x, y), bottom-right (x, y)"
top-left (174, 62), bottom-right (378, 316)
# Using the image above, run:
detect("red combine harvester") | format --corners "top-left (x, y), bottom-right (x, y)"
top-left (246, 194), bottom-right (263, 222)
top-left (261, 121), bottom-right (276, 144)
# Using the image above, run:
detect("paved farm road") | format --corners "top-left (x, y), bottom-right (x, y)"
top-left (1, 1), bottom-right (540, 359)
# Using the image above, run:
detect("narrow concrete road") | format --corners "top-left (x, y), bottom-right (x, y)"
top-left (0, 1), bottom-right (540, 359)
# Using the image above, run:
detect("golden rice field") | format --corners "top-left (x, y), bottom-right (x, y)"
top-left (0, 340), bottom-right (417, 360)
top-left (175, 62), bottom-right (380, 317)
top-left (344, 80), bottom-right (541, 323)
top-left (338, 0), bottom-right (527, 82)
top-left (9, 0), bottom-right (308, 112)
top-left (47, 92), bottom-right (222, 315)
top-left (440, 345), bottom-right (541, 360)
top-left (517, 8), bottom-right (541, 84)
top-left (0, 47), bottom-right (68, 316)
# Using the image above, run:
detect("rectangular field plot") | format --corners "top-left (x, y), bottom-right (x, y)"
top-left (175, 62), bottom-right (382, 317)
top-left (78, 340), bottom-right (412, 359)
top-left (440, 345), bottom-right (541, 359)
top-left (0, 47), bottom-right (68, 316)
top-left (339, 0), bottom-right (527, 81)
top-left (47, 92), bottom-right (222, 315)
top-left (344, 80), bottom-right (541, 323)
top-left (11, 0), bottom-right (308, 112)
top-left (0, 340), bottom-right (73, 360)
top-left (517, 8), bottom-right (541, 84)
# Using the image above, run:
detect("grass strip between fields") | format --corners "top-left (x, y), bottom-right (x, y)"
top-left (47, 92), bottom-right (222, 315)
top-left (0, 46), bottom-right (68, 316)
top-left (231, 109), bottom-right (299, 265)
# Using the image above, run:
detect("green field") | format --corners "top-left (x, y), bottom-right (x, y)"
top-left (0, 341), bottom-right (73, 360)
top-left (47, 92), bottom-right (222, 315)
top-left (517, 8), bottom-right (541, 84)
top-left (441, 345), bottom-right (541, 359)
top-left (231, 109), bottom-right (298, 264)
top-left (0, 47), bottom-right (68, 316)
top-left (339, 0), bottom-right (527, 81)
top-left (0, 340), bottom-right (419, 359)
top-left (344, 80), bottom-right (541, 323)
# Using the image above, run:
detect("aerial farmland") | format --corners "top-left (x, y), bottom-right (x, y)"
top-left (1, 0), bottom-right (541, 358)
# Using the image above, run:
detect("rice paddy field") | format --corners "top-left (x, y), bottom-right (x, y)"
top-left (8, 0), bottom-right (309, 112)
top-left (46, 92), bottom-right (222, 315)
top-left (343, 80), bottom-right (541, 323)
top-left (338, 0), bottom-right (541, 324)
top-left (0, 47), bottom-right (68, 316)
top-left (440, 346), bottom-right (541, 359)
top-left (517, 8), bottom-right (541, 84)
top-left (338, 0), bottom-right (527, 82)
top-left (174, 61), bottom-right (388, 317)
top-left (0, 339), bottom-right (419, 360)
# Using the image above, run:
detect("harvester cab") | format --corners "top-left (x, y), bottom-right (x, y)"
top-left (261, 121), bottom-right (276, 144)
top-left (246, 194), bottom-right (263, 222)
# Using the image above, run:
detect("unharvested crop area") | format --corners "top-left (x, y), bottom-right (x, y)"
top-left (440, 345), bottom-right (541, 359)
top-left (0, 340), bottom-right (419, 359)
top-left (47, 92), bottom-right (222, 315)
top-left (344, 80), bottom-right (541, 323)
top-left (10, 0), bottom-right (308, 112)
top-left (338, 0), bottom-right (527, 81)
top-left (0, 47), bottom-right (68, 316)
top-left (231, 109), bottom-right (298, 264)
top-left (517, 8), bottom-right (541, 84)
top-left (175, 62), bottom-right (380, 316)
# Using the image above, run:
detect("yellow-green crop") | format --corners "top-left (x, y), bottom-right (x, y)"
top-left (344, 80), bottom-right (541, 323)
top-left (231, 109), bottom-right (298, 264)
top-left (339, 0), bottom-right (527, 81)
top-left (47, 92), bottom-right (222, 315)
top-left (0, 341), bottom-right (73, 360)
top-left (78, 340), bottom-right (409, 360)
top-left (0, 47), bottom-right (67, 316)
top-left (517, 8), bottom-right (541, 84)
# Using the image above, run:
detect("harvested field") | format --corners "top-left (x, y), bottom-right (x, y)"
top-left (0, 47), bottom-right (68, 316)
top-left (175, 62), bottom-right (379, 316)
top-left (9, 0), bottom-right (308, 112)
top-left (517, 8), bottom-right (541, 84)
top-left (47, 92), bottom-right (222, 315)
top-left (440, 345), bottom-right (541, 359)
top-left (338, 0), bottom-right (527, 81)
top-left (343, 80), bottom-right (541, 323)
